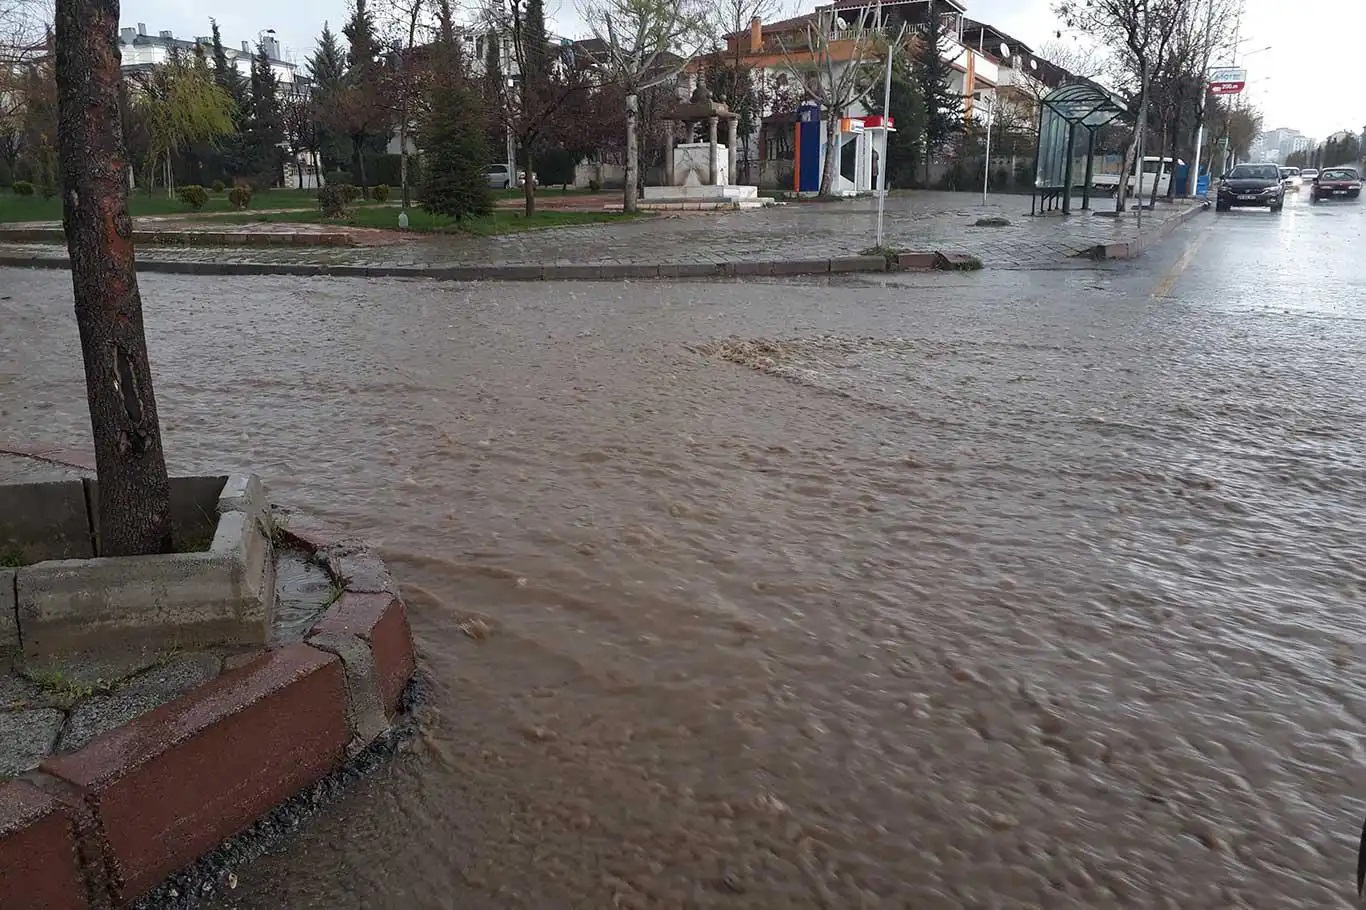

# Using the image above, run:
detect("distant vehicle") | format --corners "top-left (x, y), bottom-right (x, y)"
top-left (1091, 156), bottom-right (1186, 197)
top-left (486, 163), bottom-right (538, 189)
top-left (1278, 166), bottom-right (1302, 190)
top-left (1309, 167), bottom-right (1362, 201)
top-left (1300, 168), bottom-right (1319, 181)
top-left (1215, 163), bottom-right (1285, 212)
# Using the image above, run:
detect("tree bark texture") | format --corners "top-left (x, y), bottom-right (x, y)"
top-left (523, 145), bottom-right (536, 216)
top-left (820, 112), bottom-right (839, 197)
top-left (55, 0), bottom-right (173, 557)
top-left (624, 92), bottom-right (639, 214)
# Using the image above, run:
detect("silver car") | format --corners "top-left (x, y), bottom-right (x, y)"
top-left (486, 163), bottom-right (537, 189)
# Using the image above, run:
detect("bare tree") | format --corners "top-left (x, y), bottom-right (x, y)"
top-left (1, 0), bottom-right (52, 159)
top-left (776, 8), bottom-right (880, 198)
top-left (579, 0), bottom-right (709, 213)
top-left (54, 0), bottom-right (172, 556)
top-left (1056, 0), bottom-right (1185, 213)
top-left (485, 0), bottom-right (595, 215)
top-left (378, 0), bottom-right (425, 209)
top-left (1035, 37), bottom-right (1102, 83)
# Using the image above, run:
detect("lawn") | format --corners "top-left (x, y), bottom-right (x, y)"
top-left (0, 187), bottom-right (381, 223)
top-left (201, 206), bottom-right (637, 236)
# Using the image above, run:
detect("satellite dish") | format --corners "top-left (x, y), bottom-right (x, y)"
top-left (999, 41), bottom-right (1010, 58)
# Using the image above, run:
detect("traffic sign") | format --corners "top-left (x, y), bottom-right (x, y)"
top-left (1208, 66), bottom-right (1247, 95)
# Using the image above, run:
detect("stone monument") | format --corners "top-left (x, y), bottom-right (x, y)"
top-left (641, 84), bottom-right (767, 208)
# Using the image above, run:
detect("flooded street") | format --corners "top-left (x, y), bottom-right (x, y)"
top-left (3, 194), bottom-right (1366, 907)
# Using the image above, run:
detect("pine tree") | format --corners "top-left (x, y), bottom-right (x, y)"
top-left (422, 33), bottom-right (491, 219)
top-left (307, 23), bottom-right (346, 90)
top-left (482, 31), bottom-right (505, 154)
top-left (242, 42), bottom-right (284, 185)
top-left (912, 0), bottom-right (963, 182)
top-left (307, 23), bottom-right (348, 172)
top-left (339, 0), bottom-right (387, 185)
top-left (209, 19), bottom-right (244, 107)
top-left (521, 0), bottom-right (549, 85)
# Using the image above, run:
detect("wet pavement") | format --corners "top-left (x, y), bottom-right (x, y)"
top-left (0, 190), bottom-right (1197, 270)
top-left (1, 187), bottom-right (1364, 906)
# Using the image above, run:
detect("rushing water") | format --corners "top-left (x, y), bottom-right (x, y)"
top-left (2, 231), bottom-right (1366, 907)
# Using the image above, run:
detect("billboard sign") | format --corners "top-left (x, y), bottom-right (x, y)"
top-left (1208, 66), bottom-right (1247, 95)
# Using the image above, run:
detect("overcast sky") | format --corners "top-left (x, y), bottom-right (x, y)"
top-left (119, 0), bottom-right (1359, 140)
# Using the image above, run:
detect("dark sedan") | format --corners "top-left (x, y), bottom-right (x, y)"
top-left (1310, 167), bottom-right (1362, 202)
top-left (1215, 163), bottom-right (1285, 212)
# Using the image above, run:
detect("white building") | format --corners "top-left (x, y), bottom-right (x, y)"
top-left (118, 23), bottom-right (318, 188)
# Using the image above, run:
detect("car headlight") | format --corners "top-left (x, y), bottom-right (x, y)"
top-left (1264, 185), bottom-right (1281, 193)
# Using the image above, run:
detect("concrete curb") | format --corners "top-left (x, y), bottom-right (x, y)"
top-left (0, 252), bottom-right (960, 282)
top-left (1079, 201), bottom-right (1208, 261)
top-left (0, 513), bottom-right (418, 909)
top-left (0, 228), bottom-right (354, 248)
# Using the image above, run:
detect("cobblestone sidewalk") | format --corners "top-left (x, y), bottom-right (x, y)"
top-left (0, 191), bottom-right (1200, 272)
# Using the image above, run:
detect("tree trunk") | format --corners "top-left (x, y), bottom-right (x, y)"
top-left (523, 143), bottom-right (536, 217)
top-left (624, 92), bottom-right (639, 214)
top-left (819, 111), bottom-right (839, 197)
top-left (353, 138), bottom-right (368, 186)
top-left (55, 0), bottom-right (172, 558)
top-left (1149, 125), bottom-right (1166, 208)
top-left (400, 116), bottom-right (410, 207)
top-left (1165, 115), bottom-right (1181, 201)
top-left (1117, 85), bottom-right (1149, 214)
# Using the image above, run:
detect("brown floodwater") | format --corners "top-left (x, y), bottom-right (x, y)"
top-left (2, 248), bottom-right (1365, 907)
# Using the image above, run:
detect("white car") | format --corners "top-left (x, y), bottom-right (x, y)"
top-left (486, 163), bottom-right (538, 190)
top-left (1278, 166), bottom-right (1302, 190)
top-left (1300, 168), bottom-right (1319, 182)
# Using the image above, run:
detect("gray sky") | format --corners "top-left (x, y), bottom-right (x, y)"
top-left (119, 0), bottom-right (1359, 140)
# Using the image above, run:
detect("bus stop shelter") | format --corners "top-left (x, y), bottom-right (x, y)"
top-left (1031, 82), bottom-right (1128, 215)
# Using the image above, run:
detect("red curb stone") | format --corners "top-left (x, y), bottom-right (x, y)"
top-left (0, 781), bottom-right (88, 910)
top-left (310, 592), bottom-right (415, 714)
top-left (41, 644), bottom-right (348, 905)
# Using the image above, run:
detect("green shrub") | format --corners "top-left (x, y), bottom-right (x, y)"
top-left (211, 179), bottom-right (226, 193)
top-left (324, 170), bottom-right (352, 188)
top-left (11, 180), bottom-right (34, 196)
top-left (372, 183), bottom-right (391, 202)
top-left (228, 185), bottom-right (252, 209)
top-left (318, 184), bottom-right (349, 218)
top-left (339, 184), bottom-right (360, 204)
top-left (587, 178), bottom-right (601, 193)
top-left (177, 185), bottom-right (209, 210)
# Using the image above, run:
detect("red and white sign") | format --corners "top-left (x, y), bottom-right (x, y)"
top-left (1208, 66), bottom-right (1247, 95)
top-left (863, 115), bottom-right (895, 129)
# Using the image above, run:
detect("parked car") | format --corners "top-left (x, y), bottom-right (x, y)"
top-left (1309, 166), bottom-right (1362, 201)
top-left (1300, 168), bottom-right (1319, 182)
top-left (1215, 163), bottom-right (1285, 212)
top-left (1092, 156), bottom-right (1186, 197)
top-left (486, 163), bottom-right (538, 189)
top-left (1278, 166), bottom-right (1302, 190)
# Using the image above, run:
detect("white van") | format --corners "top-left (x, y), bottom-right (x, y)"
top-left (1092, 156), bottom-right (1186, 197)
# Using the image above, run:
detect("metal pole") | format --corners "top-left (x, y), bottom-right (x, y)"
top-left (875, 14), bottom-right (900, 248)
top-left (981, 94), bottom-right (992, 205)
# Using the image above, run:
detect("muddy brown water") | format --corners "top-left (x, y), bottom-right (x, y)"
top-left (2, 257), bottom-right (1365, 908)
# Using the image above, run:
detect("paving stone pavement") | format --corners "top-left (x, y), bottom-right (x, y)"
top-left (0, 191), bottom-right (1199, 272)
